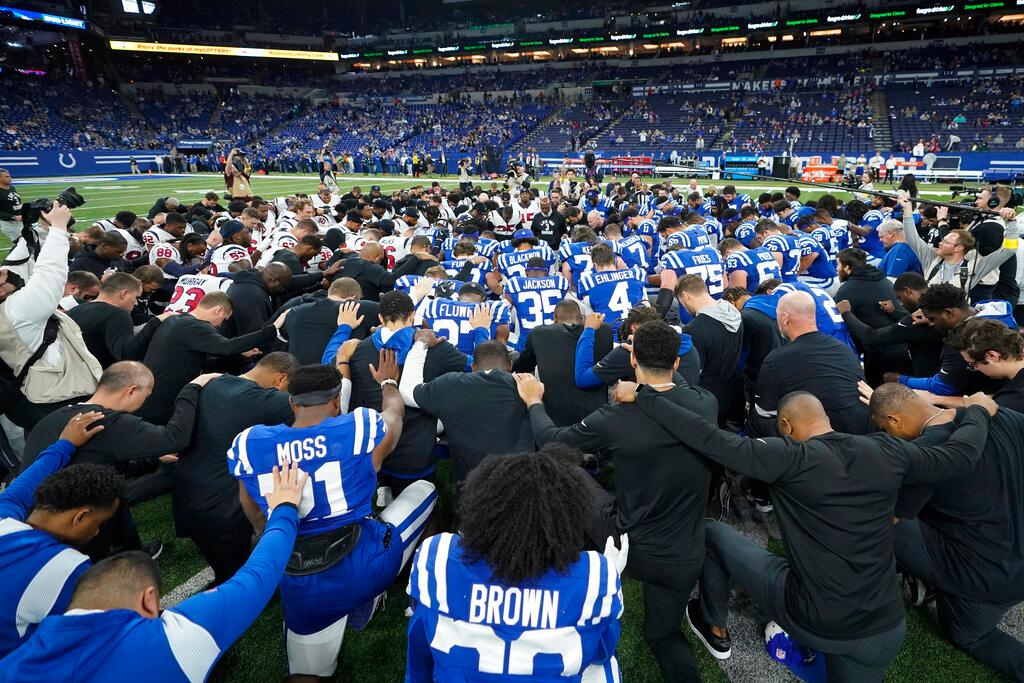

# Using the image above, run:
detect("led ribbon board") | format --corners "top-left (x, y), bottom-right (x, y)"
top-left (108, 40), bottom-right (339, 61)
top-left (0, 4), bottom-right (85, 29)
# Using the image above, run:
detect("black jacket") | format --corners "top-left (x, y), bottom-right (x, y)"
top-left (68, 301), bottom-right (162, 368)
top-left (530, 211), bottom-right (567, 250)
top-left (835, 266), bottom-right (903, 330)
top-left (225, 269), bottom-right (275, 338)
top-left (324, 255), bottom-right (394, 301)
top-left (69, 245), bottom-right (126, 278)
top-left (283, 297), bottom-right (379, 364)
top-left (146, 197), bottom-right (177, 220)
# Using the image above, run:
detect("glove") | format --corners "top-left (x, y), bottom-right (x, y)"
top-left (603, 533), bottom-right (629, 575)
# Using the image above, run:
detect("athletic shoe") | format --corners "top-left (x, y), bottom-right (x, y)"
top-left (143, 540), bottom-right (163, 561)
top-left (685, 598), bottom-right (731, 660)
top-left (903, 573), bottom-right (936, 607)
top-left (764, 621), bottom-right (826, 683)
top-left (743, 484), bottom-right (773, 513)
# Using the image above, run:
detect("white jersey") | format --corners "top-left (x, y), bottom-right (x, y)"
top-left (513, 200), bottom-right (540, 226)
top-left (149, 241), bottom-right (182, 279)
top-left (208, 244), bottom-right (251, 275)
top-left (305, 245), bottom-right (336, 273)
top-left (379, 235), bottom-right (412, 270)
top-left (103, 226), bottom-right (146, 261)
top-left (311, 193), bottom-right (340, 210)
top-left (277, 211), bottom-right (298, 231)
top-left (256, 232), bottom-right (299, 268)
top-left (166, 273), bottom-right (233, 313)
top-left (312, 214), bottom-right (336, 233)
top-left (142, 226), bottom-right (176, 248)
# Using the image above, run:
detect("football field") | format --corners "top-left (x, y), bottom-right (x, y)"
top-left (2, 172), bottom-right (1013, 681)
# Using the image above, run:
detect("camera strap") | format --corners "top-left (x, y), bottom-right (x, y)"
top-left (14, 315), bottom-right (60, 386)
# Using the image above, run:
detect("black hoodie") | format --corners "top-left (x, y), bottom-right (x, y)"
top-left (225, 269), bottom-right (274, 337)
top-left (69, 244), bottom-right (126, 278)
top-left (835, 265), bottom-right (904, 330)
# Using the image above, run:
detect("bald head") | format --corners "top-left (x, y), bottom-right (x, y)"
top-left (361, 243), bottom-right (384, 263)
top-left (98, 361), bottom-right (154, 392)
top-left (777, 391), bottom-right (832, 440)
top-left (868, 382), bottom-right (939, 439)
top-left (776, 290), bottom-right (818, 341)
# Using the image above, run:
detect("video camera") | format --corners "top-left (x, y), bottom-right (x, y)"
top-left (950, 184), bottom-right (1024, 209)
top-left (21, 187), bottom-right (85, 230)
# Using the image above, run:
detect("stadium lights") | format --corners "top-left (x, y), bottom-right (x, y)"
top-left (108, 40), bottom-right (340, 61)
top-left (0, 4), bottom-right (85, 29)
top-left (809, 28), bottom-right (842, 35)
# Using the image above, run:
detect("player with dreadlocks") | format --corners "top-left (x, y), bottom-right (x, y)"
top-left (405, 446), bottom-right (627, 682)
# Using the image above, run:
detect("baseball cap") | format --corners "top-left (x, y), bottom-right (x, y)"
top-left (459, 282), bottom-right (486, 299)
top-left (586, 190), bottom-right (600, 199)
top-left (512, 228), bottom-right (535, 241)
top-left (525, 257), bottom-right (549, 272)
top-left (377, 219), bottom-right (395, 235)
top-left (219, 219), bottom-right (246, 241)
top-left (370, 185), bottom-right (381, 192)
top-left (402, 206), bottom-right (420, 219)
top-left (764, 622), bottom-right (825, 682)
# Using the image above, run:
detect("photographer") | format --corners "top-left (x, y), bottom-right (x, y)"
top-left (457, 158), bottom-right (473, 193)
top-left (0, 202), bottom-right (102, 435)
top-left (224, 148), bottom-right (253, 203)
top-left (0, 169), bottom-right (21, 243)
top-left (898, 192), bottom-right (1018, 304)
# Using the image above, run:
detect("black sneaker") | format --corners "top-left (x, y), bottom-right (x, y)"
top-left (903, 573), bottom-right (935, 607)
top-left (143, 540), bottom-right (164, 561)
top-left (686, 598), bottom-right (731, 660)
top-left (744, 488), bottom-right (773, 514)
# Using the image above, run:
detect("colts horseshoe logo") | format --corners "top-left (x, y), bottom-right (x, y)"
top-left (58, 153), bottom-right (77, 169)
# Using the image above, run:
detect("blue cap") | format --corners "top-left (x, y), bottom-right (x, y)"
top-left (586, 190), bottom-right (600, 199)
top-left (219, 219), bottom-right (246, 241)
top-left (513, 228), bottom-right (535, 241)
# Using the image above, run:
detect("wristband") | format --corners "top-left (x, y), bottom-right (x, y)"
top-left (1004, 239), bottom-right (1019, 250)
top-left (380, 378), bottom-right (398, 389)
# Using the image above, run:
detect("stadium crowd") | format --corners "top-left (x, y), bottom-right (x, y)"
top-left (0, 152), bottom-right (1023, 683)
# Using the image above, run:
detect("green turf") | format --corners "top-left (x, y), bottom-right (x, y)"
top-left (7, 172), bottom-right (1012, 681)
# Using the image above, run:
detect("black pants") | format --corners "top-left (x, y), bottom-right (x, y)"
top-left (895, 518), bottom-right (1024, 679)
top-left (578, 469), bottom-right (704, 682)
top-left (191, 524), bottom-right (253, 587)
top-left (125, 463), bottom-right (176, 505)
top-left (701, 521), bottom-right (905, 682)
top-left (84, 503), bottom-right (143, 562)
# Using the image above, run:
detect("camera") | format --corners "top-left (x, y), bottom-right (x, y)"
top-left (951, 184), bottom-right (1024, 209)
top-left (21, 187), bottom-right (85, 229)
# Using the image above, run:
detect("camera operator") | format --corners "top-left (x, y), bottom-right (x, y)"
top-left (0, 201), bottom-right (102, 438)
top-left (224, 148), bottom-right (253, 203)
top-left (897, 192), bottom-right (1018, 304)
top-left (967, 185), bottom-right (1020, 304)
top-left (0, 169), bottom-right (22, 243)
top-left (457, 158), bottom-right (473, 194)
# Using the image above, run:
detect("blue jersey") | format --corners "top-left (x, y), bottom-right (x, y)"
top-left (0, 505), bottom-right (299, 683)
top-left (879, 242), bottom-right (923, 278)
top-left (558, 241), bottom-right (620, 284)
top-left (798, 233), bottom-right (838, 279)
top-left (582, 197), bottom-right (614, 219)
top-left (831, 220), bottom-right (851, 252)
top-left (663, 227), bottom-right (710, 253)
top-left (702, 217), bottom-right (724, 243)
top-left (762, 233), bottom-right (803, 282)
top-left (976, 300), bottom-right (1019, 329)
top-left (809, 225), bottom-right (838, 260)
top-left (442, 257), bottom-right (492, 286)
top-left (0, 440), bottom-right (89, 657)
top-left (229, 411), bottom-right (386, 536)
top-left (660, 247), bottom-right (725, 298)
top-left (727, 194), bottom-right (751, 213)
top-left (406, 533), bottom-right (622, 683)
top-left (782, 206), bottom-right (816, 228)
top-left (858, 209), bottom-right (888, 259)
top-left (441, 236), bottom-right (500, 261)
top-left (495, 244), bottom-right (557, 279)
top-left (774, 282), bottom-right (856, 351)
top-left (616, 234), bottom-right (651, 271)
top-left (734, 221), bottom-right (758, 247)
top-left (633, 219), bottom-right (661, 260)
top-left (725, 247), bottom-right (782, 293)
top-left (504, 275), bottom-right (571, 351)
top-left (422, 298), bottom-right (513, 357)
top-left (577, 267), bottom-right (648, 332)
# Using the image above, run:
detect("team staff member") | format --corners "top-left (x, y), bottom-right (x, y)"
top-left (531, 196), bottom-right (567, 250)
top-left (869, 383), bottom-right (1024, 679)
top-left (0, 463), bottom-right (305, 682)
top-left (400, 333), bottom-right (533, 486)
top-left (224, 148), bottom-right (253, 203)
top-left (68, 274), bottom-right (168, 368)
top-left (0, 168), bottom-right (23, 242)
top-left (138, 292), bottom-right (286, 424)
top-left (515, 320), bottom-right (719, 682)
top-left (0, 412), bottom-right (118, 656)
top-left (615, 386), bottom-right (993, 682)
top-left (173, 353), bottom-right (297, 586)
top-left (513, 300), bottom-right (614, 427)
top-left (279, 280), bottom-right (379, 364)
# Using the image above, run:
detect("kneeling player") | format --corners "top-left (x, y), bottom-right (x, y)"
top-left (230, 358), bottom-right (436, 681)
top-left (406, 448), bottom-right (626, 681)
